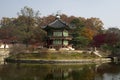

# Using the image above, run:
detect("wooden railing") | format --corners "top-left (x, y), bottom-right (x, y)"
top-left (49, 36), bottom-right (72, 40)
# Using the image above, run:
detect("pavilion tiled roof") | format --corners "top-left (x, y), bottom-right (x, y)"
top-left (44, 18), bottom-right (70, 29)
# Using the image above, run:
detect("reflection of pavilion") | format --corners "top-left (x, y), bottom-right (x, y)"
top-left (45, 68), bottom-right (72, 80)
top-left (44, 66), bottom-right (96, 80)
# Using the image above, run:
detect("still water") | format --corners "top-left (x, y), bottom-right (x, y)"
top-left (0, 63), bottom-right (120, 80)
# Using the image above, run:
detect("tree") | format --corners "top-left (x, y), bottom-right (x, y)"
top-left (31, 26), bottom-right (47, 45)
top-left (61, 14), bottom-right (76, 23)
top-left (70, 18), bottom-right (90, 49)
top-left (72, 36), bottom-right (89, 49)
top-left (0, 17), bottom-right (12, 27)
top-left (85, 18), bottom-right (104, 33)
top-left (18, 6), bottom-right (40, 18)
top-left (107, 28), bottom-right (120, 33)
top-left (0, 17), bottom-right (16, 42)
top-left (84, 18), bottom-right (104, 40)
top-left (16, 6), bottom-right (41, 47)
top-left (40, 15), bottom-right (55, 26)
top-left (92, 33), bottom-right (119, 47)
top-left (105, 28), bottom-right (120, 55)
top-left (0, 6), bottom-right (46, 47)
top-left (81, 27), bottom-right (95, 40)
top-left (105, 28), bottom-right (120, 47)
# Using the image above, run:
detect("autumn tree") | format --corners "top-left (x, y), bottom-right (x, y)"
top-left (105, 28), bottom-right (120, 54)
top-left (81, 18), bottom-right (104, 40)
top-left (40, 15), bottom-right (55, 26)
top-left (15, 6), bottom-right (46, 47)
top-left (0, 6), bottom-right (46, 46)
top-left (0, 17), bottom-right (16, 42)
top-left (70, 18), bottom-right (90, 49)
top-left (85, 18), bottom-right (103, 33)
top-left (106, 28), bottom-right (120, 37)
top-left (69, 17), bottom-right (104, 49)
top-left (90, 27), bottom-right (120, 56)
top-left (60, 14), bottom-right (76, 23)
top-left (92, 33), bottom-right (119, 47)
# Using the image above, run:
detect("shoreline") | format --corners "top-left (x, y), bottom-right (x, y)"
top-left (5, 58), bottom-right (111, 64)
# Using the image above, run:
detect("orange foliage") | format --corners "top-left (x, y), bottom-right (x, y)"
top-left (81, 27), bottom-right (95, 40)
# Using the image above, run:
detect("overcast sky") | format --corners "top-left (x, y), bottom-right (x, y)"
top-left (0, 0), bottom-right (120, 29)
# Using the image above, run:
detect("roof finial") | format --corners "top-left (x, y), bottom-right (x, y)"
top-left (56, 10), bottom-right (61, 19)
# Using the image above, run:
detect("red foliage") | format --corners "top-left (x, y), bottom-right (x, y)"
top-left (92, 33), bottom-right (119, 47)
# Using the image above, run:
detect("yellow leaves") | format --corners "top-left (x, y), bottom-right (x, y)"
top-left (81, 27), bottom-right (95, 40)
top-left (80, 18), bottom-right (103, 40)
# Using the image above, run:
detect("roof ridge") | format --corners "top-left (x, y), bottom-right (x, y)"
top-left (57, 19), bottom-right (69, 27)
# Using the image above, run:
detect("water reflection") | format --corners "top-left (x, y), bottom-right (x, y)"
top-left (0, 63), bottom-right (120, 80)
top-left (96, 63), bottom-right (120, 80)
top-left (44, 65), bottom-right (96, 80)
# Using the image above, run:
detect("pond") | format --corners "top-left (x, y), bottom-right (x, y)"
top-left (0, 63), bottom-right (120, 80)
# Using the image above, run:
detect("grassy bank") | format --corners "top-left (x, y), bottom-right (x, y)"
top-left (8, 52), bottom-right (99, 60)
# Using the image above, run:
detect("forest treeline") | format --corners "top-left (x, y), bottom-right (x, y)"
top-left (0, 6), bottom-right (120, 53)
